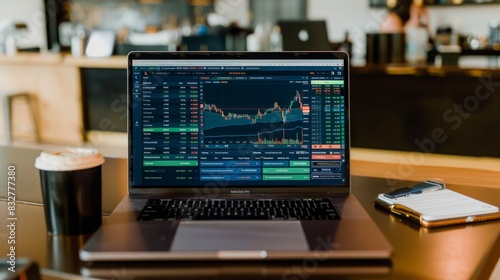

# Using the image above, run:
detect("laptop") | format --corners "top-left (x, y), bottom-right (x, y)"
top-left (278, 20), bottom-right (332, 51)
top-left (80, 51), bottom-right (392, 261)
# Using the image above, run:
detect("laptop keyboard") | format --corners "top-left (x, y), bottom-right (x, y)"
top-left (138, 198), bottom-right (340, 221)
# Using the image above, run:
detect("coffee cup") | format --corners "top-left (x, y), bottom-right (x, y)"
top-left (35, 148), bottom-right (105, 235)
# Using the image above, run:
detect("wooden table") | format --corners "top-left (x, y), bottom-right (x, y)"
top-left (1, 145), bottom-right (500, 279)
top-left (351, 148), bottom-right (500, 189)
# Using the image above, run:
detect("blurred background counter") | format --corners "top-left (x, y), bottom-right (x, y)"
top-left (351, 65), bottom-right (500, 157)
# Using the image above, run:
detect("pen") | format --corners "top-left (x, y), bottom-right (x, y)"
top-left (383, 180), bottom-right (446, 199)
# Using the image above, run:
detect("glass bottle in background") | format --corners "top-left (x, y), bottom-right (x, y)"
top-left (5, 35), bottom-right (17, 56)
top-left (70, 25), bottom-right (86, 57)
top-left (406, 25), bottom-right (428, 64)
top-left (269, 25), bottom-right (282, 51)
top-left (339, 31), bottom-right (352, 57)
top-left (490, 19), bottom-right (499, 49)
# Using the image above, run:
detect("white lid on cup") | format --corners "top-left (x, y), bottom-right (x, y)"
top-left (35, 148), bottom-right (105, 171)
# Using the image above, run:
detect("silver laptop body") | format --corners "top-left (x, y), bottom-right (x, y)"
top-left (80, 51), bottom-right (392, 261)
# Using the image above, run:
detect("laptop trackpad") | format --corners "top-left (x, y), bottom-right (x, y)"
top-left (171, 221), bottom-right (309, 251)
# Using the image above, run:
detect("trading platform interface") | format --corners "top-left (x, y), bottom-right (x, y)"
top-left (131, 59), bottom-right (347, 188)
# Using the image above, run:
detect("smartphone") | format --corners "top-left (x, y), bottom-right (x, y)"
top-left (383, 180), bottom-right (446, 199)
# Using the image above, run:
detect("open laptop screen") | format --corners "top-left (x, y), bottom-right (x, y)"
top-left (129, 52), bottom-right (349, 189)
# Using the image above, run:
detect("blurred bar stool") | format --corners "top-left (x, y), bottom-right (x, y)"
top-left (1, 91), bottom-right (41, 144)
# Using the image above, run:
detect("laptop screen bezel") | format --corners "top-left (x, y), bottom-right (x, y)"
top-left (127, 51), bottom-right (350, 195)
